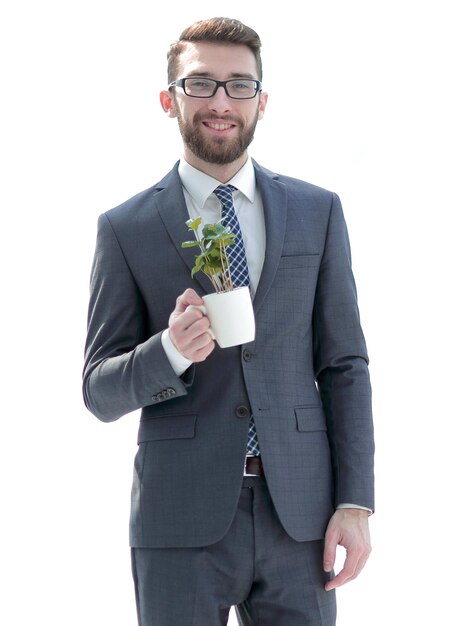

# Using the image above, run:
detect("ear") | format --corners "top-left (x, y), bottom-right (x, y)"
top-left (257, 91), bottom-right (268, 120)
top-left (160, 90), bottom-right (177, 118)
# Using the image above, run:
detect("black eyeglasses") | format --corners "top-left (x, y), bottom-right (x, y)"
top-left (168, 77), bottom-right (262, 100)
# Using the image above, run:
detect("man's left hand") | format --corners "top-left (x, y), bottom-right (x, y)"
top-left (323, 508), bottom-right (371, 591)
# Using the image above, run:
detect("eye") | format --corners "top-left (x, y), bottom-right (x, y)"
top-left (231, 81), bottom-right (251, 91)
top-left (187, 78), bottom-right (212, 90)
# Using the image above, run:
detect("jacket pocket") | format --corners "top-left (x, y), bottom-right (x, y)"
top-left (278, 253), bottom-right (321, 269)
top-left (294, 406), bottom-right (327, 432)
top-left (137, 413), bottom-right (197, 443)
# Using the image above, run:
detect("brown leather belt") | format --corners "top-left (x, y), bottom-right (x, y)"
top-left (245, 456), bottom-right (264, 476)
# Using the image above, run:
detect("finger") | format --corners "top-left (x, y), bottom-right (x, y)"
top-left (325, 551), bottom-right (360, 591)
top-left (170, 315), bottom-right (213, 359)
top-left (178, 328), bottom-right (215, 363)
top-left (190, 335), bottom-right (216, 362)
top-left (171, 309), bottom-right (209, 339)
top-left (325, 545), bottom-right (370, 591)
top-left (323, 531), bottom-right (338, 573)
top-left (175, 288), bottom-right (203, 313)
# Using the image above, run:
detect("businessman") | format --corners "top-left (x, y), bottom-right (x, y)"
top-left (83, 16), bottom-right (375, 626)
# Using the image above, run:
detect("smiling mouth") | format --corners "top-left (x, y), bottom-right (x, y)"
top-left (203, 121), bottom-right (235, 131)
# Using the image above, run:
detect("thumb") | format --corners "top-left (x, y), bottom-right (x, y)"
top-left (323, 533), bottom-right (337, 573)
top-left (175, 288), bottom-right (203, 313)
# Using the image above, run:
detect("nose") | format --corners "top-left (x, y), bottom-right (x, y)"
top-left (208, 85), bottom-right (232, 113)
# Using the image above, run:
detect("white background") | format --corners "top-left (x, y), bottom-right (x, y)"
top-left (1, 1), bottom-right (456, 624)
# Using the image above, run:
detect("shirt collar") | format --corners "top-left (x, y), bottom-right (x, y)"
top-left (178, 157), bottom-right (256, 208)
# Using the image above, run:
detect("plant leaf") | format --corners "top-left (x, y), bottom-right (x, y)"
top-left (202, 223), bottom-right (218, 237)
top-left (185, 216), bottom-right (202, 231)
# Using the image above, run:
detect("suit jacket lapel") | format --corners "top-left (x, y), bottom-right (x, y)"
top-left (154, 164), bottom-right (213, 295)
top-left (252, 162), bottom-right (287, 314)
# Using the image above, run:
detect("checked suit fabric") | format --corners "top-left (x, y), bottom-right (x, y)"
top-left (214, 184), bottom-right (260, 457)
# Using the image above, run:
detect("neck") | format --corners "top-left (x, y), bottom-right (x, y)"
top-left (183, 150), bottom-right (248, 184)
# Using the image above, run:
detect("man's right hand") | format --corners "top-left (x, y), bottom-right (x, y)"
top-left (168, 289), bottom-right (215, 362)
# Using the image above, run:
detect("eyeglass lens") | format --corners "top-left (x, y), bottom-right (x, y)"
top-left (183, 78), bottom-right (258, 98)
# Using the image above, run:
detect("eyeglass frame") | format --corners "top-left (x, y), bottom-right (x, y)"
top-left (168, 77), bottom-right (263, 100)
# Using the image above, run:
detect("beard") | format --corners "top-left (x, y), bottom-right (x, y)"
top-left (175, 108), bottom-right (259, 165)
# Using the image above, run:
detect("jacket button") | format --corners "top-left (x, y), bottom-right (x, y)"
top-left (243, 349), bottom-right (252, 361)
top-left (167, 388), bottom-right (176, 396)
top-left (236, 405), bottom-right (250, 418)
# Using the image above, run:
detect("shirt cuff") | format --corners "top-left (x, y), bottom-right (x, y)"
top-left (161, 328), bottom-right (193, 377)
top-left (337, 503), bottom-right (373, 515)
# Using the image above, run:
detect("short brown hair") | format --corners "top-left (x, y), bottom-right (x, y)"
top-left (167, 17), bottom-right (262, 84)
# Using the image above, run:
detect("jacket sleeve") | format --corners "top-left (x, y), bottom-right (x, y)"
top-left (313, 193), bottom-right (375, 511)
top-left (82, 213), bottom-right (191, 422)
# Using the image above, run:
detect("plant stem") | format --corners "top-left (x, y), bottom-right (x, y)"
top-left (220, 240), bottom-right (233, 291)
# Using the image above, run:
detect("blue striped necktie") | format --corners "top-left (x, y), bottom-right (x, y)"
top-left (214, 184), bottom-right (260, 457)
top-left (213, 184), bottom-right (249, 288)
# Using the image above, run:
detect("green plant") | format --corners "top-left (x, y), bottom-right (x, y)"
top-left (181, 217), bottom-right (237, 293)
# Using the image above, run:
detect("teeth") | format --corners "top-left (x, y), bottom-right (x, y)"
top-left (207, 123), bottom-right (231, 131)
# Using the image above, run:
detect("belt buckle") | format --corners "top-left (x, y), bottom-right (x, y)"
top-left (244, 455), bottom-right (262, 476)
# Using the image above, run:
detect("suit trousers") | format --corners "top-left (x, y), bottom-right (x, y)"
top-left (131, 477), bottom-right (336, 625)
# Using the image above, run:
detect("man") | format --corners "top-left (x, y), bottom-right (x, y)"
top-left (83, 17), bottom-right (374, 626)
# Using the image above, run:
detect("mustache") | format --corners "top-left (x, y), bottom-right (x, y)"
top-left (194, 112), bottom-right (241, 125)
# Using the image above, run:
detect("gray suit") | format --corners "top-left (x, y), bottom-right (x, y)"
top-left (83, 161), bottom-right (374, 553)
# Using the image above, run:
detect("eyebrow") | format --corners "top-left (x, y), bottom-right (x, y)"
top-left (184, 71), bottom-right (257, 80)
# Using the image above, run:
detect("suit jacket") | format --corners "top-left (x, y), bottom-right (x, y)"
top-left (83, 160), bottom-right (375, 548)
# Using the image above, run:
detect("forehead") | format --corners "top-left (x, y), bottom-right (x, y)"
top-left (176, 42), bottom-right (258, 79)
